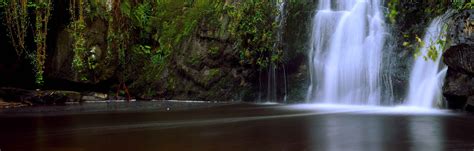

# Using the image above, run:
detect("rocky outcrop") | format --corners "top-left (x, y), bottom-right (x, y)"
top-left (48, 18), bottom-right (118, 84)
top-left (120, 9), bottom-right (260, 101)
top-left (442, 9), bottom-right (474, 111)
top-left (444, 44), bottom-right (474, 75)
top-left (0, 87), bottom-right (114, 108)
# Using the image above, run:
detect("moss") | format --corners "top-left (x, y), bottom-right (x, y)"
top-left (208, 45), bottom-right (220, 57)
top-left (203, 68), bottom-right (221, 84)
top-left (188, 53), bottom-right (203, 67)
top-left (208, 68), bottom-right (220, 77)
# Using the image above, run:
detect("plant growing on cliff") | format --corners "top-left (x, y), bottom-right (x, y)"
top-left (228, 1), bottom-right (280, 69)
top-left (2, 0), bottom-right (53, 85)
top-left (0, 0), bottom-right (6, 8)
top-left (387, 0), bottom-right (398, 24)
top-left (452, 0), bottom-right (474, 10)
top-left (3, 0), bottom-right (29, 57)
top-left (69, 0), bottom-right (90, 81)
top-left (414, 24), bottom-right (448, 62)
top-left (32, 0), bottom-right (52, 85)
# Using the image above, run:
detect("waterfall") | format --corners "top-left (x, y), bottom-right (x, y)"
top-left (306, 0), bottom-right (386, 105)
top-left (405, 12), bottom-right (452, 108)
top-left (261, 0), bottom-right (287, 102)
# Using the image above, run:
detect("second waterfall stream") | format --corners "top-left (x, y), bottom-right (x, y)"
top-left (405, 11), bottom-right (453, 108)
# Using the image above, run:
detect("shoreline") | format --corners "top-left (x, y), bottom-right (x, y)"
top-left (0, 100), bottom-right (239, 116)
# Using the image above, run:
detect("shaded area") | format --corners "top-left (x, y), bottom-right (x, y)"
top-left (0, 104), bottom-right (473, 151)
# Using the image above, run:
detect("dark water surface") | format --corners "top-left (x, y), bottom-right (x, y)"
top-left (0, 103), bottom-right (474, 151)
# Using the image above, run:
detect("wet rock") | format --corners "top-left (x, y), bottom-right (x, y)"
top-left (465, 96), bottom-right (474, 112)
top-left (81, 92), bottom-right (108, 101)
top-left (447, 9), bottom-right (474, 46)
top-left (49, 18), bottom-right (118, 84)
top-left (443, 62), bottom-right (474, 111)
top-left (0, 88), bottom-right (84, 106)
top-left (443, 70), bottom-right (474, 97)
top-left (443, 44), bottom-right (474, 75)
top-left (442, 9), bottom-right (474, 111)
top-left (0, 99), bottom-right (29, 109)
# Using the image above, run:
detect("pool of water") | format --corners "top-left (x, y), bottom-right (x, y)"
top-left (0, 102), bottom-right (473, 151)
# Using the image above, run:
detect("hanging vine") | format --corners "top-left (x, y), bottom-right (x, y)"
top-left (4, 0), bottom-right (29, 57)
top-left (31, 0), bottom-right (52, 85)
top-left (69, 0), bottom-right (89, 81)
top-left (107, 0), bottom-right (132, 70)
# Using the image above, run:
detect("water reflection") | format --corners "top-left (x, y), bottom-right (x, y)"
top-left (408, 117), bottom-right (444, 151)
top-left (0, 104), bottom-right (471, 151)
top-left (311, 114), bottom-right (389, 151)
top-left (304, 105), bottom-right (448, 151)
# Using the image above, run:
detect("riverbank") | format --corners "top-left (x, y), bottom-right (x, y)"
top-left (0, 87), bottom-right (238, 114)
top-left (0, 100), bottom-right (236, 116)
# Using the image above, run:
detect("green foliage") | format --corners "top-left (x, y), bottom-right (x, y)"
top-left (133, 2), bottom-right (152, 32)
top-left (2, 0), bottom-right (54, 85)
top-left (414, 25), bottom-right (448, 62)
top-left (70, 20), bottom-right (87, 71)
top-left (206, 68), bottom-right (220, 81)
top-left (0, 0), bottom-right (6, 8)
top-left (2, 0), bottom-right (282, 89)
top-left (452, 0), bottom-right (474, 10)
top-left (387, 0), bottom-right (398, 24)
top-left (466, 1), bottom-right (474, 9)
top-left (452, 0), bottom-right (465, 9)
top-left (228, 1), bottom-right (280, 68)
top-left (190, 56), bottom-right (201, 66)
top-left (414, 35), bottom-right (424, 58)
top-left (4, 0), bottom-right (29, 57)
top-left (69, 0), bottom-right (90, 81)
top-left (208, 46), bottom-right (220, 57)
top-left (33, 0), bottom-right (53, 86)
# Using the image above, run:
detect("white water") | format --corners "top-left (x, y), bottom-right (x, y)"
top-left (307, 0), bottom-right (385, 105)
top-left (405, 12), bottom-right (452, 108)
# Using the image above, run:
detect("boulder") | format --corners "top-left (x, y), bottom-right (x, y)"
top-left (465, 96), bottom-right (474, 112)
top-left (81, 92), bottom-right (108, 101)
top-left (443, 44), bottom-right (474, 75)
top-left (442, 9), bottom-right (474, 111)
top-left (0, 88), bottom-right (83, 106)
top-left (447, 9), bottom-right (474, 46)
top-left (443, 70), bottom-right (474, 109)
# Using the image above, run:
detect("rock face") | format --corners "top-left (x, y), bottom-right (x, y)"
top-left (442, 9), bottom-right (474, 111)
top-left (48, 18), bottom-right (118, 84)
top-left (128, 14), bottom-right (256, 101)
top-left (444, 44), bottom-right (474, 75)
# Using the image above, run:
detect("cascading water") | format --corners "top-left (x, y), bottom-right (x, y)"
top-left (306, 0), bottom-right (386, 105)
top-left (260, 0), bottom-right (287, 103)
top-left (405, 12), bottom-right (452, 108)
